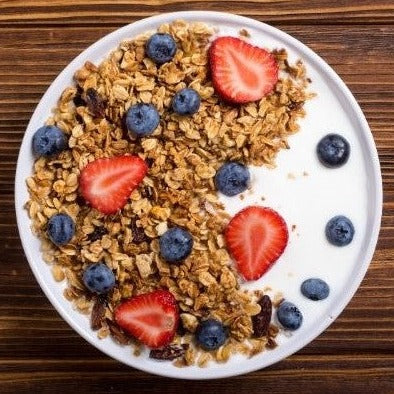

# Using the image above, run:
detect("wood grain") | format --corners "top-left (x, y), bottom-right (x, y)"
top-left (0, 1), bottom-right (393, 393)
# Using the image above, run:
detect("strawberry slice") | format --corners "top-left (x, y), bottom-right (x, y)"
top-left (114, 290), bottom-right (179, 349)
top-left (80, 155), bottom-right (147, 215)
top-left (225, 206), bottom-right (288, 281)
top-left (209, 36), bottom-right (278, 104)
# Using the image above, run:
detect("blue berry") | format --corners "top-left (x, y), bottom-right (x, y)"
top-left (325, 215), bottom-right (355, 246)
top-left (317, 134), bottom-right (350, 168)
top-left (276, 301), bottom-right (303, 330)
top-left (83, 263), bottom-right (115, 294)
top-left (215, 162), bottom-right (250, 197)
top-left (301, 278), bottom-right (330, 301)
top-left (47, 213), bottom-right (75, 246)
top-left (146, 33), bottom-right (177, 64)
top-left (125, 103), bottom-right (160, 137)
top-left (32, 125), bottom-right (67, 157)
top-left (159, 227), bottom-right (193, 263)
top-left (172, 88), bottom-right (201, 115)
top-left (195, 319), bottom-right (228, 350)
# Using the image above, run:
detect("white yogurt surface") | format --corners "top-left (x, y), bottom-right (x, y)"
top-left (217, 23), bottom-right (369, 344)
top-left (15, 12), bottom-right (381, 379)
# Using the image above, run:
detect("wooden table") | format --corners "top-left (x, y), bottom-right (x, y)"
top-left (0, 1), bottom-right (393, 393)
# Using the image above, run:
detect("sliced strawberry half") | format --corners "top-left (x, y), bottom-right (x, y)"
top-left (114, 290), bottom-right (179, 349)
top-left (209, 36), bottom-right (278, 104)
top-left (225, 206), bottom-right (288, 281)
top-left (80, 155), bottom-right (147, 215)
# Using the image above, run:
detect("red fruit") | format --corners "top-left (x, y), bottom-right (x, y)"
top-left (114, 290), bottom-right (179, 349)
top-left (225, 206), bottom-right (288, 281)
top-left (209, 36), bottom-right (278, 104)
top-left (80, 155), bottom-right (147, 215)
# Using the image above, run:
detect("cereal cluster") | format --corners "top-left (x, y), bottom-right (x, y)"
top-left (26, 20), bottom-right (312, 366)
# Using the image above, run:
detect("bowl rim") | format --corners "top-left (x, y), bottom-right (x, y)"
top-left (14, 11), bottom-right (383, 380)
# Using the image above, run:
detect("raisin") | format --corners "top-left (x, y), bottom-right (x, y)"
top-left (288, 101), bottom-right (303, 111)
top-left (141, 186), bottom-right (153, 198)
top-left (76, 195), bottom-right (86, 207)
top-left (149, 344), bottom-right (189, 361)
top-left (106, 319), bottom-right (131, 345)
top-left (88, 226), bottom-right (108, 242)
top-left (75, 113), bottom-right (84, 124)
top-left (145, 158), bottom-right (154, 168)
top-left (130, 218), bottom-right (150, 244)
top-left (252, 295), bottom-right (272, 337)
top-left (176, 318), bottom-right (186, 337)
top-left (91, 296), bottom-right (106, 330)
top-left (73, 86), bottom-right (86, 107)
top-left (84, 88), bottom-right (106, 118)
top-left (266, 337), bottom-right (278, 349)
top-left (121, 112), bottom-right (128, 133)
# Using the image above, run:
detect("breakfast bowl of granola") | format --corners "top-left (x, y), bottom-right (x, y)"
top-left (15, 11), bottom-right (382, 379)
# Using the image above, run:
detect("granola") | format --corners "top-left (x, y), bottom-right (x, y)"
top-left (25, 20), bottom-right (313, 366)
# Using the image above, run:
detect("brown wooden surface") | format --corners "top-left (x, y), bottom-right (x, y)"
top-left (0, 1), bottom-right (393, 393)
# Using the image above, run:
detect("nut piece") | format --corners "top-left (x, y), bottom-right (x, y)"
top-left (135, 254), bottom-right (153, 278)
top-left (180, 313), bottom-right (198, 333)
top-left (51, 265), bottom-right (65, 282)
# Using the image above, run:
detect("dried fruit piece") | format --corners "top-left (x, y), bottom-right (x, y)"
top-left (73, 85), bottom-right (86, 107)
top-left (106, 318), bottom-right (131, 345)
top-left (84, 88), bottom-right (106, 118)
top-left (87, 226), bottom-right (108, 242)
top-left (252, 295), bottom-right (272, 337)
top-left (91, 296), bottom-right (106, 330)
top-left (131, 218), bottom-right (150, 244)
top-left (266, 337), bottom-right (277, 349)
top-left (149, 344), bottom-right (189, 360)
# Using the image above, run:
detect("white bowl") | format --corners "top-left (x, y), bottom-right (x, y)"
top-left (15, 11), bottom-right (382, 379)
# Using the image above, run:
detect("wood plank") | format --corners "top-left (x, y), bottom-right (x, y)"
top-left (0, 0), bottom-right (393, 25)
top-left (0, 1), bottom-right (393, 393)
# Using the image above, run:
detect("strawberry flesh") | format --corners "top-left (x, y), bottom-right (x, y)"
top-left (80, 155), bottom-right (147, 215)
top-left (114, 290), bottom-right (179, 349)
top-left (209, 36), bottom-right (278, 104)
top-left (225, 206), bottom-right (288, 281)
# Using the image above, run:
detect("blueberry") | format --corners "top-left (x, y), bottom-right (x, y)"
top-left (195, 319), bottom-right (228, 350)
top-left (83, 263), bottom-right (115, 294)
top-left (125, 103), bottom-right (160, 137)
top-left (325, 215), bottom-right (355, 246)
top-left (276, 301), bottom-right (303, 330)
top-left (126, 104), bottom-right (160, 137)
top-left (317, 134), bottom-right (350, 168)
top-left (301, 278), bottom-right (330, 301)
top-left (159, 227), bottom-right (193, 263)
top-left (172, 88), bottom-right (201, 116)
top-left (214, 162), bottom-right (250, 197)
top-left (32, 125), bottom-right (67, 157)
top-left (146, 33), bottom-right (177, 64)
top-left (47, 213), bottom-right (75, 246)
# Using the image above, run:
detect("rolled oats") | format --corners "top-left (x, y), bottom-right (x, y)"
top-left (26, 20), bottom-right (312, 367)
